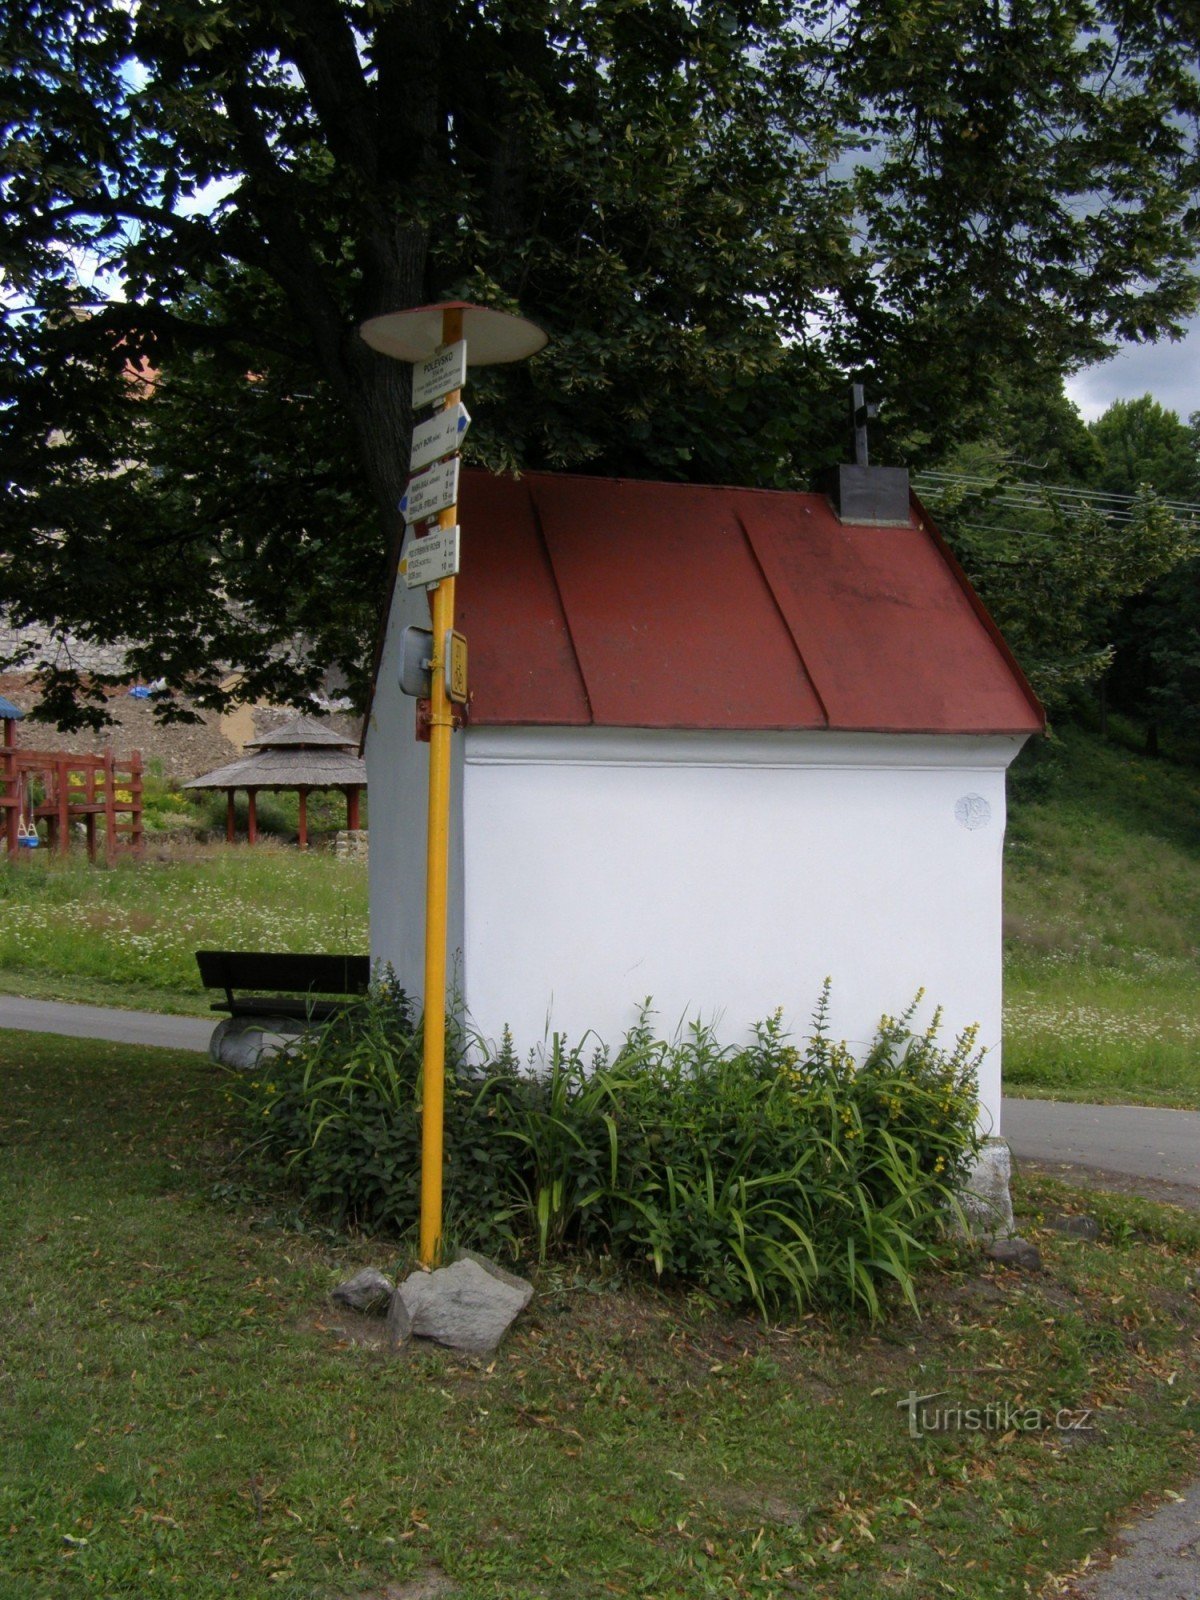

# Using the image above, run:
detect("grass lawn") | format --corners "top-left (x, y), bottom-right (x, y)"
top-left (1003, 726), bottom-right (1200, 1108)
top-left (0, 842), bottom-right (367, 1015)
top-left (2, 1032), bottom-right (1199, 1599)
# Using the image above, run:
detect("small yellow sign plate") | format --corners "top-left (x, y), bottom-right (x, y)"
top-left (446, 630), bottom-right (468, 704)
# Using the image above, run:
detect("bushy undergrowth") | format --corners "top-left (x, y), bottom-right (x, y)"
top-left (236, 982), bottom-right (983, 1320)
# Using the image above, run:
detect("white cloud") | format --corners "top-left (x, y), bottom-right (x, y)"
top-left (1065, 313), bottom-right (1200, 423)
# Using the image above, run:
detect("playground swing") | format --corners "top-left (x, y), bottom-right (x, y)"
top-left (15, 775), bottom-right (39, 848)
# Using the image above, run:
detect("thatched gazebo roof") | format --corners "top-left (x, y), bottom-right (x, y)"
top-left (185, 714), bottom-right (365, 792)
top-left (184, 714), bottom-right (366, 847)
top-left (245, 714), bottom-right (358, 752)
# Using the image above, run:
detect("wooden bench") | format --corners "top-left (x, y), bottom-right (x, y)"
top-left (195, 950), bottom-right (371, 1023)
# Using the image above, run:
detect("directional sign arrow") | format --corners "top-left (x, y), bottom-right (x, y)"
top-left (399, 456), bottom-right (460, 526)
top-left (410, 403), bottom-right (471, 474)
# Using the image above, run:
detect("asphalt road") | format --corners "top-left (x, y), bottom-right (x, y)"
top-left (1065, 1482), bottom-right (1200, 1600)
top-left (1002, 1096), bottom-right (1199, 1193)
top-left (0, 994), bottom-right (213, 1053)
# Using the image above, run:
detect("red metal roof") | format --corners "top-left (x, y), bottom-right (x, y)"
top-left (446, 471), bottom-right (1043, 735)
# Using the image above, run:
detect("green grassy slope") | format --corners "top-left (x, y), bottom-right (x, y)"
top-left (0, 842), bottom-right (367, 1013)
top-left (1003, 725), bottom-right (1200, 1106)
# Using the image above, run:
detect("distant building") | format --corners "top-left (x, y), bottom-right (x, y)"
top-left (185, 714), bottom-right (366, 848)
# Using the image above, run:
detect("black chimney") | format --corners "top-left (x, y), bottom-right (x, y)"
top-left (824, 383), bottom-right (911, 525)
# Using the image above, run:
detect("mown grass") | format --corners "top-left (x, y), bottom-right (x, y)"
top-left (0, 842), bottom-right (367, 1014)
top-left (1003, 725), bottom-right (1200, 1107)
top-left (2, 1033), bottom-right (1199, 1599)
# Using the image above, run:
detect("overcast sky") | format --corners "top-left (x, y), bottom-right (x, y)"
top-left (1065, 311), bottom-right (1200, 423)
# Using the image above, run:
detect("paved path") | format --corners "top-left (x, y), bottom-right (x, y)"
top-left (1004, 1096), bottom-right (1200, 1595)
top-left (1002, 1097), bottom-right (1200, 1192)
top-left (0, 994), bottom-right (212, 1053)
top-left (1062, 1482), bottom-right (1200, 1600)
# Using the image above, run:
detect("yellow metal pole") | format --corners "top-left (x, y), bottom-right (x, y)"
top-left (419, 302), bottom-right (463, 1267)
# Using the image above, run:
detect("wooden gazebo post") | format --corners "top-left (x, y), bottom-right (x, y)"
top-left (345, 785), bottom-right (361, 831)
top-left (297, 786), bottom-right (309, 851)
top-left (2, 700), bottom-right (19, 856)
top-left (247, 788), bottom-right (259, 844)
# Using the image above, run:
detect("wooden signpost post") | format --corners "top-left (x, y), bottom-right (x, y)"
top-left (359, 300), bottom-right (547, 1266)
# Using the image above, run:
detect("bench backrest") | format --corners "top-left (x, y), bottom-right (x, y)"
top-left (195, 950), bottom-right (371, 996)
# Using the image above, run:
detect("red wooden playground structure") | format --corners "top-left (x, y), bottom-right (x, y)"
top-left (1, 699), bottom-right (144, 862)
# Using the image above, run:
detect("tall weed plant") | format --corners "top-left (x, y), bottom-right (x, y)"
top-left (237, 980), bottom-right (983, 1321)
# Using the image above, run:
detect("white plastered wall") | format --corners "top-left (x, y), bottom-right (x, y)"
top-left (457, 727), bottom-right (1027, 1134)
top-left (364, 587), bottom-right (465, 1003)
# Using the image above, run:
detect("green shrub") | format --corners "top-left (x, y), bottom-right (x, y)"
top-left (235, 980), bottom-right (983, 1321)
top-left (194, 787), bottom-right (363, 843)
top-left (139, 764), bottom-right (202, 835)
top-left (195, 789), bottom-right (295, 840)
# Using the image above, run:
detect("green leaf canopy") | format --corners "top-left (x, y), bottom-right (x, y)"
top-left (2, 0), bottom-right (1198, 724)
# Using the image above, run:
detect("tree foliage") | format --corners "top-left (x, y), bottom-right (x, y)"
top-left (1086, 398), bottom-right (1200, 743)
top-left (921, 376), bottom-right (1199, 727)
top-left (2, 0), bottom-right (1199, 724)
top-left (1088, 396), bottom-right (1200, 504)
top-left (927, 470), bottom-right (1190, 711)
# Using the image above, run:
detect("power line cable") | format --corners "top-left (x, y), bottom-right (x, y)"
top-left (913, 469), bottom-right (1200, 525)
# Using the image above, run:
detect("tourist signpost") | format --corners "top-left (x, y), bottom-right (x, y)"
top-left (359, 300), bottom-right (547, 1266)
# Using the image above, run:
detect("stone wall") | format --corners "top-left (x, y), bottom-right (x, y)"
top-left (334, 828), bottom-right (369, 862)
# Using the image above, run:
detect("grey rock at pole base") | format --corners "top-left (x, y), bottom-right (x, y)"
top-left (387, 1252), bottom-right (534, 1356)
top-left (985, 1236), bottom-right (1043, 1271)
top-left (331, 1268), bottom-right (395, 1315)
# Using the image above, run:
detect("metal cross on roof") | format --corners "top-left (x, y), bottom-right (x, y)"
top-left (852, 382), bottom-right (880, 468)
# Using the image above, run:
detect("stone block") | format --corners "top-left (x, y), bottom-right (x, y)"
top-left (335, 829), bottom-right (369, 862)
top-left (388, 1254), bottom-right (533, 1356)
top-left (208, 1015), bottom-right (309, 1069)
top-left (1044, 1212), bottom-right (1101, 1241)
top-left (332, 1268), bottom-right (395, 1315)
top-left (985, 1235), bottom-right (1042, 1271)
top-left (957, 1138), bottom-right (1015, 1238)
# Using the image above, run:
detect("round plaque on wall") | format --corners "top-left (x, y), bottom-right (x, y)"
top-left (954, 794), bottom-right (992, 831)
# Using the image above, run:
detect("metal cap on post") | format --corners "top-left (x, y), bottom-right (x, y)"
top-left (359, 299), bottom-right (547, 1268)
top-left (360, 300), bottom-right (547, 366)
